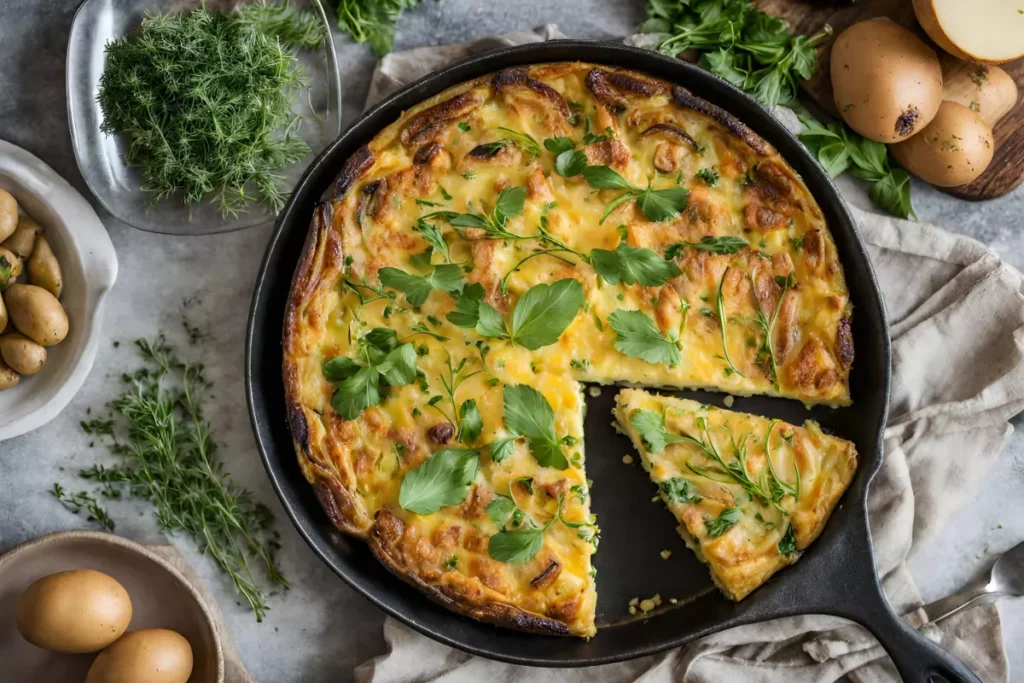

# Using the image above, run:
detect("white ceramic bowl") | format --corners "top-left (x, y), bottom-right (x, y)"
top-left (0, 140), bottom-right (118, 441)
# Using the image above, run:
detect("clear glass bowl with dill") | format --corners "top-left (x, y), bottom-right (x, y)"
top-left (67, 0), bottom-right (341, 235)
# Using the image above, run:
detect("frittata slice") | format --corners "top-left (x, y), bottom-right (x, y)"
top-left (613, 388), bottom-right (857, 600)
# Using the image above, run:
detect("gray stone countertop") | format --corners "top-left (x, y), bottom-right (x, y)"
top-left (0, 0), bottom-right (1021, 680)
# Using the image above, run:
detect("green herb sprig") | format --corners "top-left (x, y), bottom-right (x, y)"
top-left (609, 309), bottom-right (682, 366)
top-left (582, 166), bottom-right (690, 223)
top-left (51, 483), bottom-right (116, 532)
top-left (324, 328), bottom-right (418, 419)
top-left (336, 0), bottom-right (432, 56)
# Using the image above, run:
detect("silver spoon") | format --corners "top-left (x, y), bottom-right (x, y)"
top-left (920, 539), bottom-right (1024, 623)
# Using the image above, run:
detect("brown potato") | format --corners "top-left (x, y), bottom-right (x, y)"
top-left (0, 247), bottom-right (22, 290)
top-left (4, 284), bottom-right (69, 346)
top-left (0, 189), bottom-right (16, 243)
top-left (0, 358), bottom-right (19, 391)
top-left (2, 215), bottom-right (42, 259)
top-left (0, 333), bottom-right (46, 375)
top-left (914, 0), bottom-right (1024, 64)
top-left (831, 18), bottom-right (943, 143)
top-left (890, 101), bottom-right (995, 187)
top-left (941, 62), bottom-right (1019, 128)
top-left (27, 235), bottom-right (62, 298)
top-left (0, 293), bottom-right (6, 334)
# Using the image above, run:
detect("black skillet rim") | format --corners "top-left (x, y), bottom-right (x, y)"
top-left (245, 40), bottom-right (892, 667)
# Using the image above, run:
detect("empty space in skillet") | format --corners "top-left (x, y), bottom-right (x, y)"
top-left (246, 41), bottom-right (890, 666)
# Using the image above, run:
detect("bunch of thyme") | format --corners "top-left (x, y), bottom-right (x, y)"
top-left (69, 335), bottom-right (288, 621)
top-left (98, 2), bottom-right (325, 216)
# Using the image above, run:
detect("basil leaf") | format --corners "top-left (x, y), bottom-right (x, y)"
top-left (543, 136), bottom-right (575, 155)
top-left (485, 495), bottom-right (517, 528)
top-left (705, 507), bottom-right (742, 538)
top-left (414, 219), bottom-right (450, 263)
top-left (590, 243), bottom-right (681, 287)
top-left (399, 447), bottom-right (480, 515)
top-left (376, 343), bottom-right (417, 386)
top-left (446, 282), bottom-right (485, 327)
top-left (659, 477), bottom-right (703, 504)
top-left (555, 149), bottom-right (588, 178)
top-left (497, 127), bottom-right (541, 156)
top-left (323, 356), bottom-right (360, 382)
top-left (458, 399), bottom-right (483, 445)
top-left (665, 236), bottom-right (748, 259)
top-left (476, 301), bottom-right (509, 339)
top-left (582, 165), bottom-right (635, 191)
top-left (379, 265), bottom-right (465, 307)
top-left (488, 434), bottom-right (519, 463)
top-left (778, 523), bottom-right (797, 555)
top-left (609, 309), bottom-right (681, 366)
top-left (488, 526), bottom-right (545, 563)
top-left (331, 367), bottom-right (381, 420)
top-left (636, 186), bottom-right (689, 222)
top-left (503, 384), bottom-right (567, 470)
top-left (509, 278), bottom-right (585, 350)
top-left (494, 186), bottom-right (527, 227)
top-left (630, 408), bottom-right (684, 454)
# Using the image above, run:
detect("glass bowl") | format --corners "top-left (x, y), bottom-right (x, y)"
top-left (66, 0), bottom-right (341, 235)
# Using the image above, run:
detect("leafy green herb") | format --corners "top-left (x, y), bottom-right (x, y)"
top-left (378, 264), bottom-right (464, 307)
top-left (665, 236), bottom-right (748, 259)
top-left (458, 122), bottom-right (471, 132)
top-left (485, 495), bottom-right (518, 527)
top-left (590, 242), bottom-right (681, 287)
top-left (582, 165), bottom-right (689, 223)
top-left (545, 136), bottom-right (589, 177)
top-left (640, 0), bottom-right (830, 109)
top-left (630, 409), bottom-right (684, 454)
top-left (503, 384), bottom-right (568, 470)
top-left (705, 507), bottom-right (742, 538)
top-left (608, 309), bottom-right (681, 366)
top-left (715, 267), bottom-right (745, 377)
top-left (0, 254), bottom-right (13, 291)
top-left (413, 219), bottom-right (451, 263)
top-left (458, 399), bottom-right (483, 445)
top-left (446, 282), bottom-right (486, 328)
top-left (744, 273), bottom-right (796, 384)
top-left (398, 447), bottom-right (480, 514)
top-left (659, 477), bottom-right (703, 505)
top-left (423, 353), bottom-right (481, 433)
top-left (324, 328), bottom-right (418, 419)
top-left (778, 523), bottom-right (797, 555)
top-left (695, 167), bottom-right (719, 187)
top-left (488, 434), bottom-right (519, 463)
top-left (488, 523), bottom-right (547, 563)
top-left (497, 127), bottom-right (542, 156)
top-left (71, 335), bottom-right (288, 621)
top-left (51, 483), bottom-right (115, 532)
top-left (98, 4), bottom-right (323, 216)
top-left (444, 555), bottom-right (458, 570)
top-left (336, 0), bottom-right (431, 56)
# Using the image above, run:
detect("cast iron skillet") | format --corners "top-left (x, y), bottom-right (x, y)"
top-left (246, 41), bottom-right (979, 682)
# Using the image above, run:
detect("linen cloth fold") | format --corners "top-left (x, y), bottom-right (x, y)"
top-left (355, 27), bottom-right (1023, 683)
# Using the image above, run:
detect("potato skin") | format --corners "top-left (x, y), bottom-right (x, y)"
top-left (0, 189), bottom-right (16, 243)
top-left (0, 333), bottom-right (46, 375)
top-left (0, 358), bottom-right (19, 390)
top-left (27, 234), bottom-right (63, 298)
top-left (941, 62), bottom-right (1018, 127)
top-left (2, 215), bottom-right (42, 259)
top-left (890, 101), bottom-right (994, 187)
top-left (4, 283), bottom-right (69, 346)
top-left (0, 247), bottom-right (23, 290)
top-left (831, 18), bottom-right (943, 143)
top-left (0, 293), bottom-right (7, 334)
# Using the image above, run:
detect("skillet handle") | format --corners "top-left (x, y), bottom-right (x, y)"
top-left (862, 601), bottom-right (982, 683)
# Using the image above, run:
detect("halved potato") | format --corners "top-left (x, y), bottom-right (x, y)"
top-left (890, 101), bottom-right (995, 187)
top-left (914, 0), bottom-right (1024, 64)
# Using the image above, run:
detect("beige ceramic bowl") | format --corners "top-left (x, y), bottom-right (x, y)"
top-left (0, 531), bottom-right (224, 682)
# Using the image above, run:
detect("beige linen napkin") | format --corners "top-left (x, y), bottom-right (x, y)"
top-left (354, 28), bottom-right (1024, 683)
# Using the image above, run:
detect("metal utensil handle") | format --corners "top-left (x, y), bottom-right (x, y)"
top-left (921, 581), bottom-right (998, 624)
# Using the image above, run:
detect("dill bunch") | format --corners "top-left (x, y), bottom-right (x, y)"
top-left (336, 0), bottom-right (433, 56)
top-left (75, 335), bottom-right (289, 621)
top-left (98, 3), bottom-right (324, 216)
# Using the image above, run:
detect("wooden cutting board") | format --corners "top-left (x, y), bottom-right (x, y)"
top-left (757, 0), bottom-right (1024, 201)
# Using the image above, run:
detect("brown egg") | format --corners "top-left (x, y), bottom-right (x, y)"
top-left (16, 569), bottom-right (132, 653)
top-left (85, 629), bottom-right (194, 683)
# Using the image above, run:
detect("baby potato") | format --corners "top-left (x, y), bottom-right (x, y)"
top-left (0, 188), bottom-right (16, 243)
top-left (0, 358), bottom-right (18, 390)
top-left (0, 333), bottom-right (46, 375)
top-left (27, 235), bottom-right (62, 298)
top-left (2, 215), bottom-right (42, 259)
top-left (5, 284), bottom-right (69, 346)
top-left (890, 101), bottom-right (995, 187)
top-left (0, 247), bottom-right (22, 290)
top-left (85, 629), bottom-right (193, 683)
top-left (941, 62), bottom-right (1019, 128)
top-left (0, 292), bottom-right (7, 334)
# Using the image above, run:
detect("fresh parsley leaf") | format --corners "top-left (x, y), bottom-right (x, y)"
top-left (457, 399), bottom-right (483, 445)
top-left (497, 127), bottom-right (542, 156)
top-left (695, 167), bottom-right (719, 187)
top-left (659, 477), bottom-right (703, 505)
top-left (414, 219), bottom-right (450, 262)
top-left (488, 526), bottom-right (545, 563)
top-left (330, 367), bottom-right (380, 420)
top-left (509, 278), bottom-right (585, 350)
top-left (543, 136), bottom-right (575, 155)
top-left (485, 495), bottom-right (517, 528)
top-left (869, 168), bottom-right (914, 220)
top-left (376, 342), bottom-right (418, 386)
top-left (582, 165), bottom-right (635, 190)
top-left (555, 149), bottom-right (588, 177)
top-left (630, 408), bottom-right (684, 454)
top-left (778, 523), bottom-right (797, 555)
top-left (503, 384), bottom-right (568, 470)
top-left (609, 309), bottom-right (681, 366)
top-left (591, 242), bottom-right (681, 287)
top-left (398, 447), bottom-right (480, 514)
top-left (475, 301), bottom-right (510, 339)
top-left (323, 356), bottom-right (360, 382)
top-left (494, 185), bottom-right (527, 226)
top-left (379, 264), bottom-right (464, 307)
top-left (488, 434), bottom-right (519, 463)
top-left (705, 507), bottom-right (742, 538)
top-left (446, 282), bottom-right (486, 327)
top-left (665, 236), bottom-right (748, 259)
top-left (325, 329), bottom-right (419, 419)
top-left (635, 186), bottom-right (689, 222)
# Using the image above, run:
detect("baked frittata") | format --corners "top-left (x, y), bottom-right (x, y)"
top-left (283, 62), bottom-right (855, 637)
top-left (613, 388), bottom-right (857, 601)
